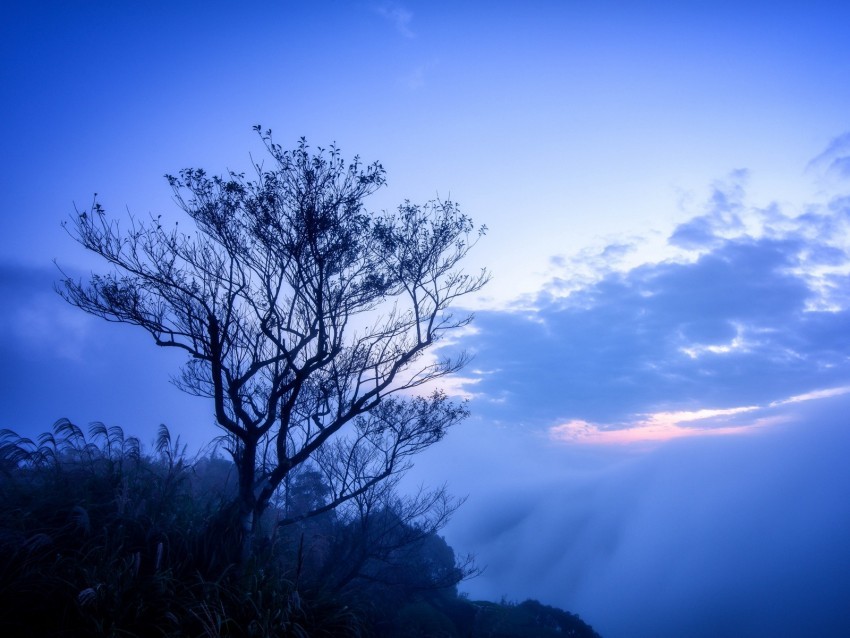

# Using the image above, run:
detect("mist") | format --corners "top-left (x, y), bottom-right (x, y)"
top-left (417, 394), bottom-right (850, 637)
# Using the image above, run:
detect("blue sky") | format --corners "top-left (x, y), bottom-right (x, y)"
top-left (3, 2), bottom-right (850, 636)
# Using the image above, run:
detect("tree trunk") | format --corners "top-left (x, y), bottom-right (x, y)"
top-left (236, 439), bottom-right (259, 566)
top-left (239, 506), bottom-right (255, 566)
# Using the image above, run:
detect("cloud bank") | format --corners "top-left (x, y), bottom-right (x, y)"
top-left (458, 169), bottom-right (850, 443)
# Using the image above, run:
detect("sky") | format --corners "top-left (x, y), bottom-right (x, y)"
top-left (3, 1), bottom-right (850, 636)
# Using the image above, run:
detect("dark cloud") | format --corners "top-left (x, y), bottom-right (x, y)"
top-left (0, 262), bottom-right (210, 445)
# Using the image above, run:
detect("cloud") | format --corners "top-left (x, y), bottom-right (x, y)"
top-left (669, 170), bottom-right (749, 250)
top-left (772, 385), bottom-right (850, 405)
top-left (0, 262), bottom-right (92, 361)
top-left (401, 62), bottom-right (436, 90)
top-left (549, 406), bottom-right (766, 446)
top-left (0, 262), bottom-right (210, 444)
top-left (539, 241), bottom-right (640, 301)
top-left (374, 3), bottom-right (415, 38)
top-left (808, 131), bottom-right (850, 179)
top-left (458, 177), bottom-right (850, 435)
top-left (427, 158), bottom-right (850, 636)
top-left (548, 384), bottom-right (850, 445)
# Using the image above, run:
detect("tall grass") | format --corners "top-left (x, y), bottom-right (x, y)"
top-left (0, 420), bottom-right (362, 637)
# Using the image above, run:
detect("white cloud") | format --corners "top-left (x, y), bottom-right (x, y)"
top-left (458, 157), bottom-right (850, 440)
top-left (678, 322), bottom-right (749, 359)
top-left (390, 323), bottom-right (486, 400)
top-left (770, 384), bottom-right (850, 406)
top-left (374, 3), bottom-right (415, 38)
top-left (807, 131), bottom-right (850, 179)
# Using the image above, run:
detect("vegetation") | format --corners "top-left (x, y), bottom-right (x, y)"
top-left (57, 130), bottom-right (489, 563)
top-left (7, 133), bottom-right (604, 635)
top-left (0, 421), bottom-right (602, 637)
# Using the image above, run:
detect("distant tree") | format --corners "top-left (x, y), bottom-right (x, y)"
top-left (58, 128), bottom-right (488, 562)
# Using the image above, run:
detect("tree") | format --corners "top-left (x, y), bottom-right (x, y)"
top-left (299, 476), bottom-right (478, 596)
top-left (58, 128), bottom-right (488, 562)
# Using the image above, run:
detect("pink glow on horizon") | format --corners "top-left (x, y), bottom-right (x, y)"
top-left (544, 389), bottom-right (850, 446)
top-left (549, 408), bottom-right (773, 446)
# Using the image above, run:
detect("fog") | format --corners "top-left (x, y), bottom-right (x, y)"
top-left (411, 394), bottom-right (850, 637)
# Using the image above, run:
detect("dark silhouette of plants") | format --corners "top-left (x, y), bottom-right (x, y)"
top-left (0, 421), bottom-right (603, 637)
top-left (58, 129), bottom-right (489, 563)
top-left (0, 421), bottom-right (365, 636)
top-left (471, 599), bottom-right (602, 638)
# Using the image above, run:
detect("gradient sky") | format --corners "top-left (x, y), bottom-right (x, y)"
top-left (3, 2), bottom-right (850, 636)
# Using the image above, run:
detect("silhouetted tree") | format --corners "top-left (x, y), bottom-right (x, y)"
top-left (58, 128), bottom-right (488, 562)
top-left (306, 477), bottom-right (477, 595)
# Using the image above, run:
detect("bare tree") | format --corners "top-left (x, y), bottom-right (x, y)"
top-left (58, 128), bottom-right (488, 562)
